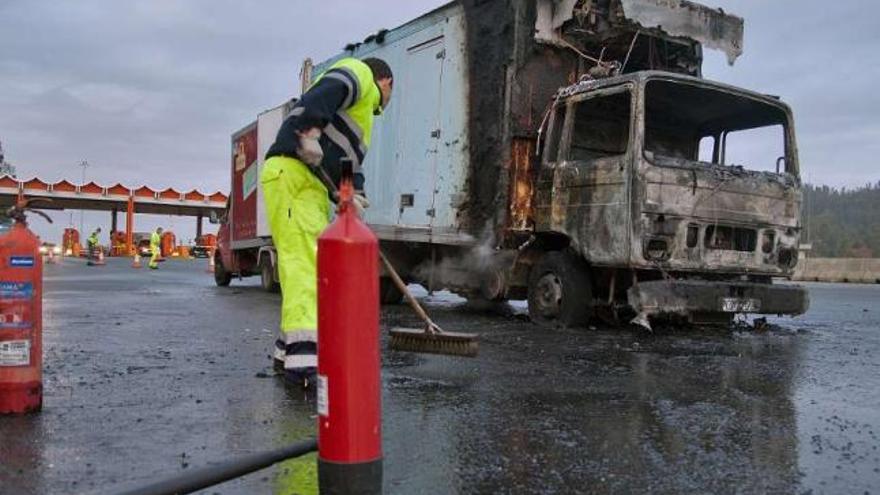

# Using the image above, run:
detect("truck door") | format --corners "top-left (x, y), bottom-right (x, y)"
top-left (391, 35), bottom-right (446, 227)
top-left (538, 86), bottom-right (633, 264)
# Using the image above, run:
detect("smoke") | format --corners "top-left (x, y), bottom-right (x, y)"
top-left (412, 227), bottom-right (516, 292)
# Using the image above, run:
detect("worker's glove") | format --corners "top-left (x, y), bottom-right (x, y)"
top-left (353, 194), bottom-right (370, 209)
top-left (296, 128), bottom-right (324, 168)
top-left (352, 193), bottom-right (370, 218)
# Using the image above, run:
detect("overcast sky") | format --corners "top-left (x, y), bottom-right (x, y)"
top-left (1, 0), bottom-right (877, 241)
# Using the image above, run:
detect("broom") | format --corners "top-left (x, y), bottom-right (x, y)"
top-left (380, 252), bottom-right (479, 357)
top-left (313, 162), bottom-right (479, 357)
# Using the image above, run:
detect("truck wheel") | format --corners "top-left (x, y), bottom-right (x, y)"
top-left (527, 251), bottom-right (592, 329)
top-left (261, 258), bottom-right (280, 293)
top-left (214, 254), bottom-right (232, 287)
top-left (379, 276), bottom-right (403, 305)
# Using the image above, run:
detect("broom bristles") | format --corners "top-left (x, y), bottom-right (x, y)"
top-left (389, 327), bottom-right (479, 357)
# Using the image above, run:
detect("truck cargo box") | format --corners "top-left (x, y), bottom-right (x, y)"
top-left (229, 103), bottom-right (291, 248)
top-left (229, 122), bottom-right (258, 246)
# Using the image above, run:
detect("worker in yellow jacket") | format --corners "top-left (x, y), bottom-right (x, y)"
top-left (86, 227), bottom-right (101, 266)
top-left (149, 227), bottom-right (163, 270)
top-left (261, 57), bottom-right (393, 389)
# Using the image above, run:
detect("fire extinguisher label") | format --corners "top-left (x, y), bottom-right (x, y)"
top-left (317, 374), bottom-right (329, 416)
top-left (0, 282), bottom-right (33, 299)
top-left (0, 340), bottom-right (30, 367)
top-left (9, 256), bottom-right (35, 267)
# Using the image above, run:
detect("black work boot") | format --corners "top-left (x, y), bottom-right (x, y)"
top-left (284, 368), bottom-right (318, 393)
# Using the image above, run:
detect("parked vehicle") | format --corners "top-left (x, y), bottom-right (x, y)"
top-left (215, 0), bottom-right (808, 328)
top-left (131, 233), bottom-right (153, 257)
top-left (191, 234), bottom-right (217, 258)
top-left (38, 242), bottom-right (61, 256)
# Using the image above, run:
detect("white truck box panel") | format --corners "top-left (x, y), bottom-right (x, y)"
top-left (312, 3), bottom-right (469, 233)
top-left (256, 104), bottom-right (287, 239)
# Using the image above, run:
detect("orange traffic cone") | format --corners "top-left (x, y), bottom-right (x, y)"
top-left (132, 252), bottom-right (142, 269)
top-left (206, 250), bottom-right (215, 273)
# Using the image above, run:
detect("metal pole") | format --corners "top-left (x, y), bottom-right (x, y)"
top-left (78, 160), bottom-right (88, 236)
top-left (126, 196), bottom-right (134, 256)
top-left (114, 438), bottom-right (317, 495)
top-left (196, 213), bottom-right (203, 239)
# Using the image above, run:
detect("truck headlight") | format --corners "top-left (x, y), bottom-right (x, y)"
top-left (645, 238), bottom-right (670, 261)
top-left (39, 246), bottom-right (48, 254)
top-left (53, 246), bottom-right (62, 255)
top-left (778, 247), bottom-right (797, 268)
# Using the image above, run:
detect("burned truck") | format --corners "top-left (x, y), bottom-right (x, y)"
top-left (222, 0), bottom-right (808, 328)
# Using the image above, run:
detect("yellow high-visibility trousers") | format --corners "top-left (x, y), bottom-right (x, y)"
top-left (149, 246), bottom-right (160, 269)
top-left (261, 156), bottom-right (330, 375)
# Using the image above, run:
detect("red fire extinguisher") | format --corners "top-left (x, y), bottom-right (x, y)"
top-left (0, 200), bottom-right (50, 414)
top-left (317, 174), bottom-right (382, 494)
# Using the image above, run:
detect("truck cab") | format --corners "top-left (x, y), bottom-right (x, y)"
top-left (528, 71), bottom-right (808, 328)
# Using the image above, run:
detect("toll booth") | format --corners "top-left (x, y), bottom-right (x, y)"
top-left (62, 228), bottom-right (80, 257)
top-left (110, 231), bottom-right (127, 256)
top-left (160, 231), bottom-right (176, 258)
top-left (199, 233), bottom-right (216, 250)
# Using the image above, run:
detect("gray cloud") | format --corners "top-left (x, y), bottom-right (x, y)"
top-left (1, 0), bottom-right (876, 241)
top-left (700, 0), bottom-right (880, 187)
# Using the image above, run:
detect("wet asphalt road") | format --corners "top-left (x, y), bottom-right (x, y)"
top-left (1, 258), bottom-right (878, 494)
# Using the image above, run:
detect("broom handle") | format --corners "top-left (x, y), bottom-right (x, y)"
top-left (312, 163), bottom-right (440, 333)
top-left (379, 251), bottom-right (439, 332)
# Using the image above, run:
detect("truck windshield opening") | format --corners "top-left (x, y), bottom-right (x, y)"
top-left (644, 80), bottom-right (791, 175)
top-left (570, 91), bottom-right (632, 161)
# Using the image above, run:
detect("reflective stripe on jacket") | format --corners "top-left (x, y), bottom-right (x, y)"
top-left (310, 57), bottom-right (382, 168)
top-left (265, 57), bottom-right (382, 190)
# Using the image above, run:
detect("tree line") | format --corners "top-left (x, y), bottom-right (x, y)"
top-left (803, 182), bottom-right (880, 258)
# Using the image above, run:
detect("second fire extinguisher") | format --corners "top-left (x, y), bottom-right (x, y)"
top-left (0, 200), bottom-right (50, 415)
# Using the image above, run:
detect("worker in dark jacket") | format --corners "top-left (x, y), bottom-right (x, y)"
top-left (262, 57), bottom-right (393, 389)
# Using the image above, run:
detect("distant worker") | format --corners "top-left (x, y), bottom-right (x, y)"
top-left (86, 227), bottom-right (101, 266)
top-left (262, 57), bottom-right (394, 388)
top-left (149, 227), bottom-right (163, 270)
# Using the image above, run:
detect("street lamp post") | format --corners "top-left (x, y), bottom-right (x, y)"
top-left (78, 160), bottom-right (89, 235)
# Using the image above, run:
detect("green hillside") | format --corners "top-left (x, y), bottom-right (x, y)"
top-left (804, 183), bottom-right (880, 257)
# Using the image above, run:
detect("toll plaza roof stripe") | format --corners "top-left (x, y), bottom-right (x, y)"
top-left (0, 174), bottom-right (227, 216)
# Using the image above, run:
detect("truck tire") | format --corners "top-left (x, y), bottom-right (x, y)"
top-left (379, 276), bottom-right (404, 305)
top-left (261, 258), bottom-right (280, 293)
top-left (214, 254), bottom-right (232, 287)
top-left (527, 251), bottom-right (592, 329)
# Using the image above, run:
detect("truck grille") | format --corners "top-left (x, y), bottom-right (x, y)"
top-left (704, 225), bottom-right (757, 252)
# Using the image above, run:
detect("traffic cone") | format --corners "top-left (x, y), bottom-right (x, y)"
top-left (132, 252), bottom-right (142, 269)
top-left (206, 250), bottom-right (215, 273)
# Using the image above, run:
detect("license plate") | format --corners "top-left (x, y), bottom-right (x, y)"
top-left (0, 340), bottom-right (30, 367)
top-left (720, 297), bottom-right (761, 313)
